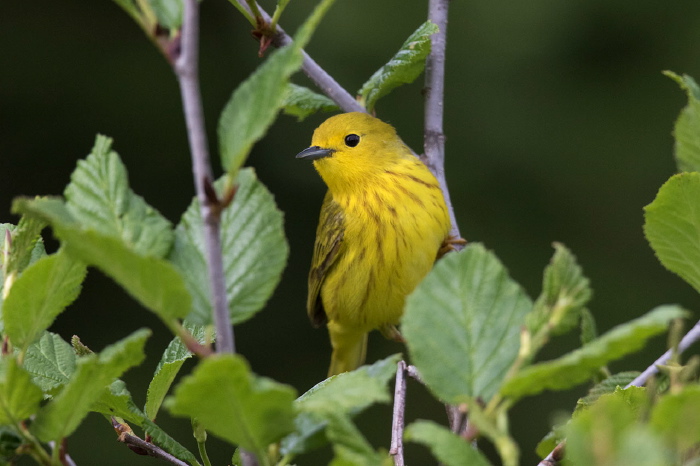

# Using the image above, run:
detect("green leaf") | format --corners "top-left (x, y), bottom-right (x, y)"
top-left (282, 84), bottom-right (339, 121)
top-left (405, 420), bottom-right (491, 466)
top-left (325, 412), bottom-right (390, 466)
top-left (0, 357), bottom-right (43, 425)
top-left (357, 21), bottom-right (438, 112)
top-left (142, 417), bottom-right (201, 465)
top-left (566, 387), bottom-right (669, 466)
top-left (527, 243), bottom-right (592, 337)
top-left (665, 71), bottom-right (700, 172)
top-left (3, 250), bottom-right (87, 353)
top-left (218, 0), bottom-right (337, 176)
top-left (64, 135), bottom-right (174, 258)
top-left (31, 329), bottom-right (150, 442)
top-left (280, 354), bottom-right (400, 456)
top-left (92, 379), bottom-right (148, 426)
top-left (650, 385), bottom-right (700, 452)
top-left (166, 354), bottom-right (296, 459)
top-left (170, 169), bottom-right (288, 325)
top-left (403, 244), bottom-right (532, 404)
top-left (5, 215), bottom-right (46, 276)
top-left (14, 198), bottom-right (191, 325)
top-left (644, 172), bottom-right (700, 294)
top-left (575, 371), bottom-right (641, 411)
top-left (145, 324), bottom-right (206, 420)
top-left (23, 332), bottom-right (76, 394)
top-left (148, 0), bottom-right (183, 30)
top-left (580, 308), bottom-right (598, 345)
top-left (500, 306), bottom-right (686, 401)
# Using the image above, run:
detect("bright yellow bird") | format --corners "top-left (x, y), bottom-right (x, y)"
top-left (297, 112), bottom-right (451, 376)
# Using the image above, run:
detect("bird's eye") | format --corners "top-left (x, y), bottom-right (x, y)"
top-left (344, 134), bottom-right (360, 147)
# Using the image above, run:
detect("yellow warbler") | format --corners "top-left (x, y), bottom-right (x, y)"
top-left (297, 112), bottom-right (451, 376)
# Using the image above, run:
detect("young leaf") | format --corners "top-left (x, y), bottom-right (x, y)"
top-left (92, 379), bottom-right (148, 426)
top-left (218, 0), bottom-right (337, 176)
top-left (3, 250), bottom-right (87, 353)
top-left (5, 215), bottom-right (46, 276)
top-left (31, 329), bottom-right (150, 442)
top-left (23, 332), bottom-right (76, 394)
top-left (405, 420), bottom-right (492, 466)
top-left (165, 354), bottom-right (297, 460)
top-left (403, 244), bottom-right (532, 404)
top-left (148, 0), bottom-right (183, 30)
top-left (64, 135), bottom-right (174, 258)
top-left (650, 385), bottom-right (700, 452)
top-left (280, 354), bottom-right (400, 456)
top-left (0, 357), bottom-right (43, 425)
top-left (145, 324), bottom-right (206, 420)
top-left (89, 379), bottom-right (201, 466)
top-left (282, 83), bottom-right (339, 121)
top-left (566, 387), bottom-right (669, 466)
top-left (325, 411), bottom-right (390, 466)
top-left (13, 198), bottom-right (191, 325)
top-left (141, 417), bottom-right (201, 465)
top-left (575, 371), bottom-right (641, 410)
top-left (500, 306), bottom-right (686, 401)
top-left (527, 243), bottom-right (592, 337)
top-left (170, 169), bottom-right (288, 325)
top-left (357, 21), bottom-right (439, 112)
top-left (580, 307), bottom-right (598, 345)
top-left (645, 173), bottom-right (700, 294)
top-left (665, 71), bottom-right (700, 172)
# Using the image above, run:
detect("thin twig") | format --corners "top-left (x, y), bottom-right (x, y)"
top-left (234, 0), bottom-right (365, 113)
top-left (390, 360), bottom-right (407, 466)
top-left (175, 0), bottom-right (235, 354)
top-left (423, 0), bottom-right (462, 244)
top-left (627, 318), bottom-right (700, 388)
top-left (537, 318), bottom-right (700, 466)
top-left (116, 433), bottom-right (189, 466)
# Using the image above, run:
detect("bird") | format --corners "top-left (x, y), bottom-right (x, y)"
top-left (296, 112), bottom-right (452, 377)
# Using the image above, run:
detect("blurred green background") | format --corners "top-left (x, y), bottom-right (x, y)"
top-left (3, 0), bottom-right (700, 464)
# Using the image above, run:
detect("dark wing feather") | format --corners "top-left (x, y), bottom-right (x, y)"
top-left (307, 191), bottom-right (345, 327)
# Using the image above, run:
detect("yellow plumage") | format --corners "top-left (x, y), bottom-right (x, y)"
top-left (296, 112), bottom-right (451, 376)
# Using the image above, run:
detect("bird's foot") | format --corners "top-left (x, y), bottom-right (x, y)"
top-left (438, 235), bottom-right (468, 258)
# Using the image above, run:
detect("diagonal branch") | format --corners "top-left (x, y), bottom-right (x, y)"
top-left (234, 0), bottom-right (365, 113)
top-left (537, 318), bottom-right (700, 466)
top-left (175, 0), bottom-right (235, 354)
top-left (626, 317), bottom-right (700, 388)
top-left (423, 0), bottom-right (462, 243)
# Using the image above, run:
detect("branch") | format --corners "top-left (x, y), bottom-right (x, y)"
top-left (627, 318), bottom-right (700, 388)
top-left (537, 318), bottom-right (700, 466)
top-left (390, 361), bottom-right (408, 466)
top-left (174, 0), bottom-right (235, 354)
top-left (234, 0), bottom-right (365, 113)
top-left (113, 419), bottom-right (189, 466)
top-left (423, 0), bottom-right (462, 244)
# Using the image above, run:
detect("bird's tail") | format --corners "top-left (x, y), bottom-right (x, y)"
top-left (327, 321), bottom-right (368, 377)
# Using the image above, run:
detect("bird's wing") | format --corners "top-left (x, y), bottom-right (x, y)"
top-left (307, 191), bottom-right (345, 327)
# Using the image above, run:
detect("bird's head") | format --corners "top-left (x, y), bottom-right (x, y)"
top-left (296, 112), bottom-right (412, 192)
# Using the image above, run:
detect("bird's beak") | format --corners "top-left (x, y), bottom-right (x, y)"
top-left (296, 146), bottom-right (334, 161)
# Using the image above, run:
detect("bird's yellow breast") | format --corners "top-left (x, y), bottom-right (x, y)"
top-left (319, 159), bottom-right (449, 331)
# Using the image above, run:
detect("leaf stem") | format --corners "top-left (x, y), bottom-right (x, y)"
top-left (175, 0), bottom-right (236, 354)
top-left (197, 440), bottom-right (212, 466)
top-left (270, 0), bottom-right (290, 31)
top-left (423, 0), bottom-right (462, 246)
top-left (390, 360), bottom-right (407, 466)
